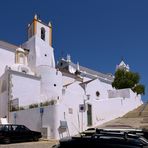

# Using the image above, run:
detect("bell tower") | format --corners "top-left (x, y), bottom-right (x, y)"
top-left (116, 60), bottom-right (130, 72)
top-left (22, 15), bottom-right (62, 103)
top-left (28, 14), bottom-right (52, 46)
top-left (22, 15), bottom-right (55, 72)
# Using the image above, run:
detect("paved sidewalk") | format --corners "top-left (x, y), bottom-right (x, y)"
top-left (0, 140), bottom-right (58, 148)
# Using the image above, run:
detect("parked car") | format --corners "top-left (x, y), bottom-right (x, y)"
top-left (0, 124), bottom-right (42, 144)
top-left (55, 128), bottom-right (148, 148)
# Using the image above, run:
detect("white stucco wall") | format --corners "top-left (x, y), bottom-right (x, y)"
top-left (108, 88), bottom-right (131, 98)
top-left (83, 80), bottom-right (142, 128)
top-left (22, 37), bottom-right (36, 72)
top-left (22, 36), bottom-right (55, 71)
top-left (0, 48), bottom-right (15, 76)
top-left (91, 96), bottom-right (142, 127)
top-left (85, 79), bottom-right (112, 100)
top-left (0, 92), bottom-right (8, 118)
top-left (36, 66), bottom-right (62, 101)
top-left (0, 71), bottom-right (9, 118)
top-left (59, 81), bottom-right (85, 135)
top-left (62, 75), bottom-right (76, 86)
top-left (35, 37), bottom-right (55, 68)
top-left (54, 79), bottom-right (142, 138)
top-left (10, 72), bottom-right (40, 107)
top-left (9, 105), bottom-right (59, 139)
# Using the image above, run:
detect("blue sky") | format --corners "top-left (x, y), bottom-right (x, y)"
top-left (0, 0), bottom-right (148, 101)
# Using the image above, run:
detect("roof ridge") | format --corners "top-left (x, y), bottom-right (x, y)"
top-left (0, 40), bottom-right (18, 52)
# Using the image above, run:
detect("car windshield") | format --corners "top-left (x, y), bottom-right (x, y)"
top-left (0, 125), bottom-right (9, 131)
top-left (0, 125), bottom-right (31, 132)
top-left (21, 125), bottom-right (30, 131)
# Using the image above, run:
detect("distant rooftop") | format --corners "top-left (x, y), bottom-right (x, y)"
top-left (57, 58), bottom-right (114, 84)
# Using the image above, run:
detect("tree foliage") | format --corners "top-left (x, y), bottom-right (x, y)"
top-left (112, 69), bottom-right (145, 95)
top-left (132, 84), bottom-right (145, 95)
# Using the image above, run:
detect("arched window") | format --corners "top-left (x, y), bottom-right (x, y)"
top-left (19, 53), bottom-right (25, 64)
top-left (17, 53), bottom-right (26, 65)
top-left (41, 27), bottom-right (45, 41)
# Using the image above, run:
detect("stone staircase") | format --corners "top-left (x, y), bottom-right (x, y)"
top-left (98, 102), bottom-right (148, 129)
top-left (123, 104), bottom-right (146, 118)
top-left (140, 104), bottom-right (148, 117)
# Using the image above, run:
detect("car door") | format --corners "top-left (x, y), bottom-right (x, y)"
top-left (12, 125), bottom-right (23, 142)
top-left (19, 125), bottom-right (32, 141)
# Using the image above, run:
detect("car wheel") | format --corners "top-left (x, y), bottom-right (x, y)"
top-left (3, 137), bottom-right (11, 144)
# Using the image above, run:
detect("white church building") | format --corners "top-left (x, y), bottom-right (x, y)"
top-left (0, 15), bottom-right (142, 139)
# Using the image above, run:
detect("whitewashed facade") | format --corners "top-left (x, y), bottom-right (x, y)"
top-left (0, 15), bottom-right (143, 139)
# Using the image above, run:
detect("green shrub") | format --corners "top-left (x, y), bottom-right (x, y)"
top-left (29, 103), bottom-right (39, 109)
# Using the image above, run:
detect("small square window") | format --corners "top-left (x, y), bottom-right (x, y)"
top-left (68, 108), bottom-right (73, 114)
